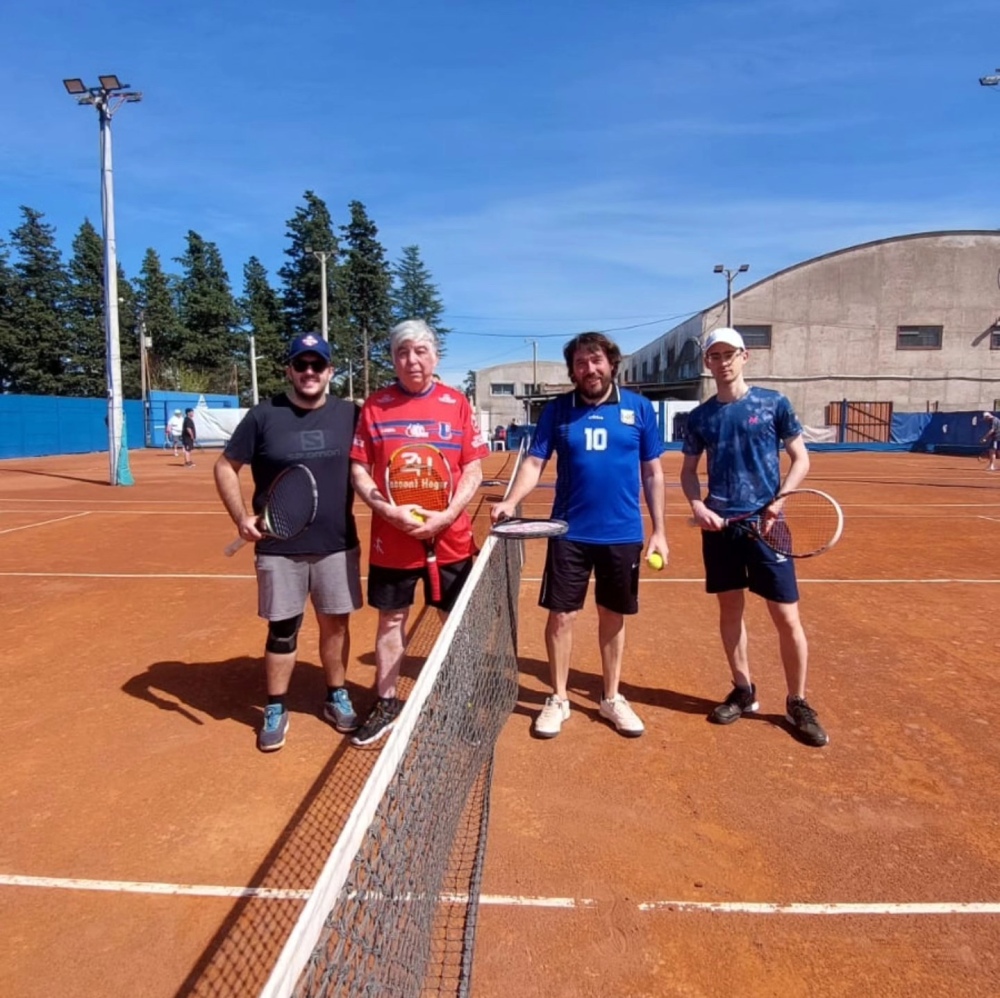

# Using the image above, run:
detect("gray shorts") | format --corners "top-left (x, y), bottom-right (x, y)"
top-left (255, 547), bottom-right (363, 620)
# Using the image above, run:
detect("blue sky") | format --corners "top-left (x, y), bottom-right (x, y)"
top-left (3, 0), bottom-right (1000, 387)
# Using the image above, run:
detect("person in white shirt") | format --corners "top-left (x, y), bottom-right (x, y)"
top-left (166, 410), bottom-right (184, 457)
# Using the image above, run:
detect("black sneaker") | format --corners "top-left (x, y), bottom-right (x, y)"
top-left (710, 683), bottom-right (759, 725)
top-left (351, 697), bottom-right (403, 747)
top-left (785, 696), bottom-right (829, 747)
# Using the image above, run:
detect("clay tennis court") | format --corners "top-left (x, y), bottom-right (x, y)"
top-left (2, 447), bottom-right (999, 997)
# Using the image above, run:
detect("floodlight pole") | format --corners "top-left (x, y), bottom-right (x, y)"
top-left (63, 75), bottom-right (142, 485)
top-left (248, 333), bottom-right (260, 406)
top-left (713, 263), bottom-right (749, 327)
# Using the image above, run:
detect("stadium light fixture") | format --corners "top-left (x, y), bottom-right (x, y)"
top-left (980, 69), bottom-right (1000, 87)
top-left (713, 263), bottom-right (750, 328)
top-left (62, 74), bottom-right (143, 486)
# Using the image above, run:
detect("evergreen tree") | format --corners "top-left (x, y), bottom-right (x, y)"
top-left (391, 245), bottom-right (450, 355)
top-left (135, 248), bottom-right (185, 389)
top-left (278, 190), bottom-right (346, 340)
top-left (341, 200), bottom-right (393, 394)
top-left (116, 265), bottom-right (141, 400)
top-left (0, 239), bottom-right (17, 392)
top-left (64, 219), bottom-right (106, 397)
top-left (174, 231), bottom-right (241, 392)
top-left (7, 206), bottom-right (68, 394)
top-left (240, 256), bottom-right (287, 403)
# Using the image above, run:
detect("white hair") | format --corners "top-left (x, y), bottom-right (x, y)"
top-left (389, 319), bottom-right (439, 356)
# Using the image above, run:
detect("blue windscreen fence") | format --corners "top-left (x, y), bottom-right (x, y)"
top-left (0, 392), bottom-right (240, 460)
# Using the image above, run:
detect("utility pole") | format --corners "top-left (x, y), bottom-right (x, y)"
top-left (63, 74), bottom-right (141, 485)
top-left (525, 338), bottom-right (538, 424)
top-left (305, 245), bottom-right (334, 394)
top-left (138, 308), bottom-right (151, 446)
top-left (248, 333), bottom-right (260, 405)
top-left (713, 263), bottom-right (749, 327)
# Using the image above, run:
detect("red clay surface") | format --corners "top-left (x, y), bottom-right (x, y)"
top-left (1, 448), bottom-right (999, 997)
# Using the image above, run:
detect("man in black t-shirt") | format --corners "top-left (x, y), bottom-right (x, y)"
top-left (214, 333), bottom-right (363, 752)
top-left (181, 408), bottom-right (197, 467)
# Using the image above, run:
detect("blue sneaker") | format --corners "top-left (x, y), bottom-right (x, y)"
top-left (323, 688), bottom-right (359, 733)
top-left (258, 704), bottom-right (288, 752)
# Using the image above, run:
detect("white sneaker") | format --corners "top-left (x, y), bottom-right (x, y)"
top-left (534, 696), bottom-right (570, 738)
top-left (599, 694), bottom-right (645, 737)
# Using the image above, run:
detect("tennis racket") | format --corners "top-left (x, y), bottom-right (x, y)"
top-left (224, 464), bottom-right (318, 557)
top-left (385, 443), bottom-right (454, 602)
top-left (691, 488), bottom-right (843, 558)
top-left (491, 517), bottom-right (569, 539)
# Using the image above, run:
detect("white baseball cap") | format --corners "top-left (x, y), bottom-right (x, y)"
top-left (702, 328), bottom-right (746, 353)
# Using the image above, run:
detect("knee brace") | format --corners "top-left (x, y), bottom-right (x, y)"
top-left (265, 614), bottom-right (303, 655)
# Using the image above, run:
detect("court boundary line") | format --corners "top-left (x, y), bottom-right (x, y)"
top-left (0, 512), bottom-right (91, 535)
top-left (3, 874), bottom-right (998, 916)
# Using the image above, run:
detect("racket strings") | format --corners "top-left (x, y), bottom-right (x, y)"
top-left (762, 496), bottom-right (840, 556)
top-left (262, 470), bottom-right (317, 539)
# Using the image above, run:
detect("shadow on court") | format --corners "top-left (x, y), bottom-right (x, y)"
top-left (122, 656), bottom-right (367, 732)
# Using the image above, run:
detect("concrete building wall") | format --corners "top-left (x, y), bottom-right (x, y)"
top-left (473, 360), bottom-right (568, 431)
top-left (630, 231), bottom-right (1000, 426)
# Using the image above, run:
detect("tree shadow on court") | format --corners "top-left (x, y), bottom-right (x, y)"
top-left (121, 656), bottom-right (368, 733)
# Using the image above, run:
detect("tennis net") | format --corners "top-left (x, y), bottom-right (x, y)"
top-left (260, 521), bottom-right (522, 997)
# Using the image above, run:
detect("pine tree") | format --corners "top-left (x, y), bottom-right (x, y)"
top-left (64, 219), bottom-right (107, 397)
top-left (240, 256), bottom-right (287, 403)
top-left (174, 231), bottom-right (241, 393)
top-left (7, 206), bottom-right (68, 394)
top-left (278, 191), bottom-right (346, 336)
top-left (0, 239), bottom-right (17, 392)
top-left (135, 248), bottom-right (185, 389)
top-left (391, 245), bottom-right (450, 355)
top-left (341, 200), bottom-right (393, 394)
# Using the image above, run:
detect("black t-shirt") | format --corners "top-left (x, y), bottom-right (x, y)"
top-left (224, 393), bottom-right (360, 556)
top-left (181, 416), bottom-right (196, 442)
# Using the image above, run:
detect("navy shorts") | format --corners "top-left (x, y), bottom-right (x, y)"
top-left (539, 539), bottom-right (642, 615)
top-left (701, 526), bottom-right (799, 603)
top-left (368, 559), bottom-right (474, 613)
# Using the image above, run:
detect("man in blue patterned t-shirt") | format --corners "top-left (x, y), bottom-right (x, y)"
top-left (491, 332), bottom-right (668, 740)
top-left (681, 328), bottom-right (828, 747)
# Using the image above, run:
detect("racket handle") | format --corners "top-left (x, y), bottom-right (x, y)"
top-left (427, 549), bottom-right (442, 602)
top-left (224, 536), bottom-right (247, 557)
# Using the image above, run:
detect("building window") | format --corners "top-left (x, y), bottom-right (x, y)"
top-left (523, 382), bottom-right (542, 396)
top-left (896, 325), bottom-right (942, 350)
top-left (990, 326), bottom-right (1000, 350)
top-left (490, 382), bottom-right (515, 396)
top-left (735, 324), bottom-right (772, 349)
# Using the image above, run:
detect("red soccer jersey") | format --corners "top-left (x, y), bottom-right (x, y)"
top-left (351, 381), bottom-right (488, 569)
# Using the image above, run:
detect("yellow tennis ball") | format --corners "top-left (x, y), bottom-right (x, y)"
top-left (647, 553), bottom-right (664, 571)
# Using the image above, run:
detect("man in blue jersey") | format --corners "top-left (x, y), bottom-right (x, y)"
top-left (680, 328), bottom-right (828, 747)
top-left (491, 332), bottom-right (667, 739)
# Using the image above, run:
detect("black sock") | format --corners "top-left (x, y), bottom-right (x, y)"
top-left (327, 686), bottom-right (344, 701)
top-left (267, 695), bottom-right (286, 710)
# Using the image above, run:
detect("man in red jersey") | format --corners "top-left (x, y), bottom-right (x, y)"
top-left (349, 319), bottom-right (487, 745)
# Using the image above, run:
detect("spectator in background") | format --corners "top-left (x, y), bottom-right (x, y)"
top-left (981, 410), bottom-right (1000, 472)
top-left (494, 424), bottom-right (507, 449)
top-left (167, 409), bottom-right (184, 457)
top-left (181, 408), bottom-right (197, 468)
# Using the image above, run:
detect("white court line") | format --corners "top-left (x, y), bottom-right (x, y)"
top-left (2, 875), bottom-right (995, 916)
top-left (639, 900), bottom-right (1000, 915)
top-left (0, 512), bottom-right (91, 535)
top-left (2, 573), bottom-right (1000, 585)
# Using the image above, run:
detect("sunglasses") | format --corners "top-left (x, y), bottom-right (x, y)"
top-left (290, 357), bottom-right (330, 373)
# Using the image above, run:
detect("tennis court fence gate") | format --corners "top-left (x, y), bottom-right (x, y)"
top-left (825, 400), bottom-right (893, 444)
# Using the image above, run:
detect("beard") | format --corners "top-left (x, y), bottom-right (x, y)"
top-left (576, 370), bottom-right (613, 401)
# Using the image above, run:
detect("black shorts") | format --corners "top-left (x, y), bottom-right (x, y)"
top-left (701, 527), bottom-right (799, 603)
top-left (539, 539), bottom-right (642, 615)
top-left (368, 559), bottom-right (474, 613)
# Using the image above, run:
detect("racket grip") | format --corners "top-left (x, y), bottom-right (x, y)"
top-left (224, 535), bottom-right (247, 557)
top-left (427, 551), bottom-right (442, 602)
